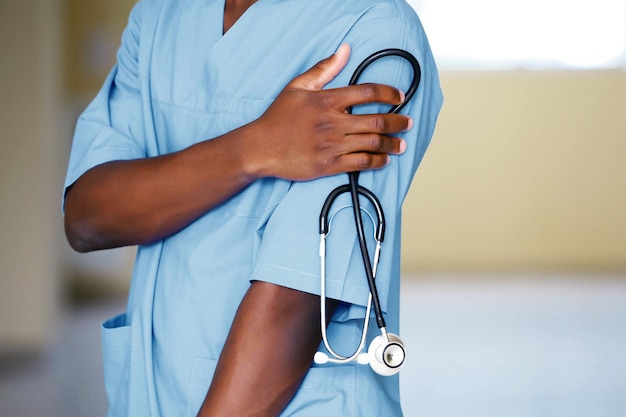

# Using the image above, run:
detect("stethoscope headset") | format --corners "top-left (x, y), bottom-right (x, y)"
top-left (314, 49), bottom-right (421, 376)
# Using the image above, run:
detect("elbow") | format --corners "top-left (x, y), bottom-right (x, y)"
top-left (64, 198), bottom-right (148, 252)
top-left (63, 191), bottom-right (108, 253)
top-left (64, 212), bottom-right (100, 253)
top-left (63, 181), bottom-right (115, 252)
top-left (64, 211), bottom-right (138, 252)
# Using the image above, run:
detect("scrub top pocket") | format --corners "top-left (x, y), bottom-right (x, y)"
top-left (102, 313), bottom-right (131, 417)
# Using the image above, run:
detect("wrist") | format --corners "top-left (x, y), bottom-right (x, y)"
top-left (234, 120), bottom-right (276, 180)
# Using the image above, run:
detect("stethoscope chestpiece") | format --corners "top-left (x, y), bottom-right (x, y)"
top-left (367, 332), bottom-right (406, 376)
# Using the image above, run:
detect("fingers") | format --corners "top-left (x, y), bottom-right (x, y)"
top-left (291, 44), bottom-right (351, 91)
top-left (316, 133), bottom-right (408, 176)
top-left (344, 112), bottom-right (413, 136)
top-left (287, 44), bottom-right (407, 114)
top-left (334, 134), bottom-right (406, 170)
top-left (321, 83), bottom-right (406, 112)
top-left (340, 133), bottom-right (408, 156)
top-left (334, 152), bottom-right (392, 172)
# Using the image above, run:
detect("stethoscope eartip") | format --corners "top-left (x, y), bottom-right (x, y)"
top-left (314, 351), bottom-right (330, 365)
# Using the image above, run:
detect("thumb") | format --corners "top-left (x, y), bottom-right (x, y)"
top-left (290, 44), bottom-right (351, 91)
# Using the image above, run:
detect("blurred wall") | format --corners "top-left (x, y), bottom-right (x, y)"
top-left (64, 0), bottom-right (137, 97)
top-left (0, 0), bottom-right (62, 353)
top-left (403, 70), bottom-right (626, 273)
top-left (60, 0), bottom-right (138, 299)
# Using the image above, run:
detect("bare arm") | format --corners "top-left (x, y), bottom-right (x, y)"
top-left (64, 44), bottom-right (411, 252)
top-left (197, 281), bottom-right (336, 417)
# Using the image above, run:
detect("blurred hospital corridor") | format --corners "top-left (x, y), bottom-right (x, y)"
top-left (1, 0), bottom-right (625, 416)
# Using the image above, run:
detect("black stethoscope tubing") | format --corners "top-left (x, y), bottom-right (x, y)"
top-left (319, 48), bottom-right (421, 332)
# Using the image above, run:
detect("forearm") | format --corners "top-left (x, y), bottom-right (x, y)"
top-left (64, 124), bottom-right (260, 252)
top-left (198, 281), bottom-right (336, 417)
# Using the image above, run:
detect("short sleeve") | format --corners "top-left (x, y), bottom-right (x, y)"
top-left (251, 3), bottom-right (443, 313)
top-left (63, 2), bottom-right (147, 198)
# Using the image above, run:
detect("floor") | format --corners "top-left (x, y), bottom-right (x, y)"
top-left (1, 275), bottom-right (625, 416)
top-left (398, 275), bottom-right (626, 417)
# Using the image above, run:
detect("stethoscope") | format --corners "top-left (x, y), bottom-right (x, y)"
top-left (314, 49), bottom-right (421, 376)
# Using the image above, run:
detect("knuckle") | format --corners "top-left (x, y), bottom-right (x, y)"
top-left (357, 153), bottom-right (375, 169)
top-left (358, 83), bottom-right (378, 101)
top-left (368, 134), bottom-right (384, 151)
top-left (318, 156), bottom-right (337, 174)
top-left (370, 115), bottom-right (387, 132)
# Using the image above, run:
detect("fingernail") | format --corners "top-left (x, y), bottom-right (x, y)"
top-left (335, 43), bottom-right (350, 56)
top-left (399, 90), bottom-right (406, 103)
top-left (399, 139), bottom-right (407, 154)
top-left (406, 117), bottom-right (413, 131)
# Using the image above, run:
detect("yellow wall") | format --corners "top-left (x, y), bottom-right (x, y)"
top-left (64, 0), bottom-right (137, 96)
top-left (403, 70), bottom-right (626, 273)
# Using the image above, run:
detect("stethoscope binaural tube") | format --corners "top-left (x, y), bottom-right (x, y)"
top-left (347, 48), bottom-right (421, 332)
top-left (316, 48), bottom-right (421, 376)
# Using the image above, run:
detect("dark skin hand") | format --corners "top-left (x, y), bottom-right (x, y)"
top-left (65, 4), bottom-right (411, 414)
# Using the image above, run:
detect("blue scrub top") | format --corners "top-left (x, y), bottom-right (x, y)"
top-left (64, 0), bottom-right (443, 415)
